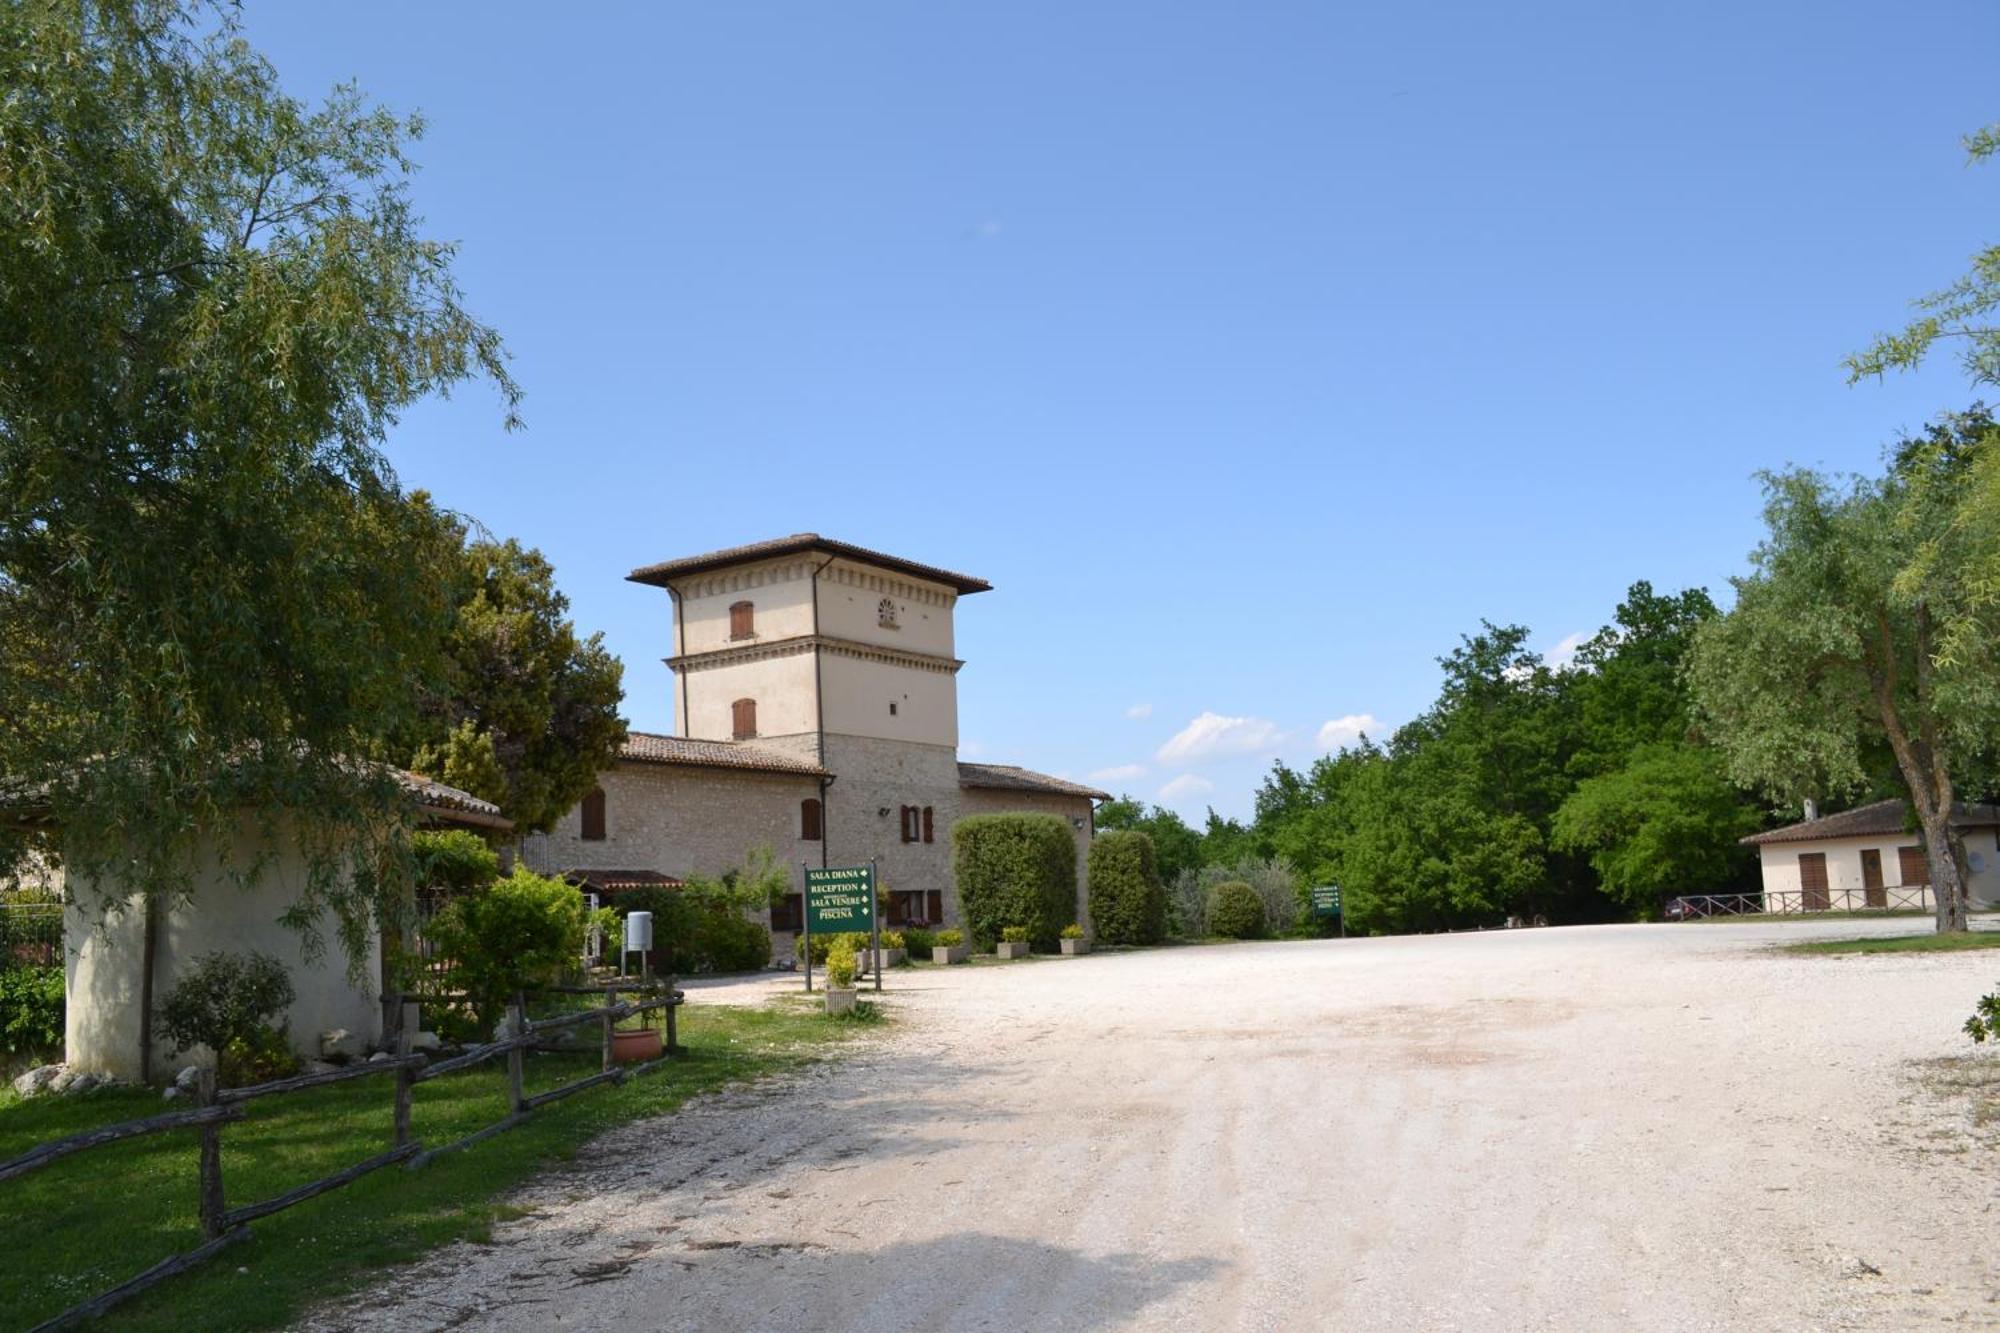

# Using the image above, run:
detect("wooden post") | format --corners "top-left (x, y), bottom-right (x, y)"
top-left (505, 994), bottom-right (527, 1115)
top-left (665, 975), bottom-right (681, 1055)
top-left (601, 985), bottom-right (617, 1074)
top-left (196, 1066), bottom-right (225, 1241)
top-left (391, 1027), bottom-right (415, 1151)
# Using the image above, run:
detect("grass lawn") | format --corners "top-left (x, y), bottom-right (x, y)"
top-left (1782, 931), bottom-right (2000, 955)
top-left (0, 1000), bottom-right (874, 1332)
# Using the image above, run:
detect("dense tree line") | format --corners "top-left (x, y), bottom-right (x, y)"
top-left (1103, 582), bottom-right (1783, 935)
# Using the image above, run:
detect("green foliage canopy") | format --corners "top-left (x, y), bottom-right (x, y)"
top-left (0, 1), bottom-right (517, 966)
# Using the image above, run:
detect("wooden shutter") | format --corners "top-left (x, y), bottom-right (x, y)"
top-left (1897, 845), bottom-right (1928, 887)
top-left (580, 788), bottom-right (606, 842)
top-left (801, 798), bottom-right (822, 841)
top-left (1797, 852), bottom-right (1829, 911)
top-left (1860, 849), bottom-right (1886, 908)
top-left (899, 806), bottom-right (915, 843)
top-left (922, 806), bottom-right (934, 844)
top-left (732, 698), bottom-right (756, 740)
top-left (730, 601), bottom-right (754, 639)
top-left (926, 890), bottom-right (943, 923)
top-left (771, 893), bottom-right (803, 933)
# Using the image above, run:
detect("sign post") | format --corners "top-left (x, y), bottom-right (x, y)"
top-left (804, 864), bottom-right (877, 989)
top-left (1310, 885), bottom-right (1344, 938)
top-left (870, 858), bottom-right (882, 994)
top-left (799, 861), bottom-right (812, 993)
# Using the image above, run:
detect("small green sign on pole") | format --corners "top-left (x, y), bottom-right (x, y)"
top-left (805, 865), bottom-right (876, 933)
top-left (1310, 884), bottom-right (1344, 937)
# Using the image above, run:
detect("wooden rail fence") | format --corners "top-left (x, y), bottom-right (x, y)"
top-left (7, 978), bottom-right (682, 1333)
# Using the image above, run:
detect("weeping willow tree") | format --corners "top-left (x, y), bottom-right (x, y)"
top-left (0, 2), bottom-right (519, 972)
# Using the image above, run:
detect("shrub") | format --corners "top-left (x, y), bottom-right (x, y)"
top-left (0, 965), bottom-right (64, 1055)
top-left (1060, 924), bottom-right (1084, 941)
top-left (825, 936), bottom-right (858, 989)
top-left (156, 951), bottom-right (297, 1079)
top-left (1206, 880), bottom-right (1266, 939)
top-left (1001, 925), bottom-right (1030, 944)
top-left (881, 931), bottom-right (906, 950)
top-left (952, 814), bottom-right (1076, 950)
top-left (412, 828), bottom-right (500, 894)
top-left (703, 914), bottom-right (774, 973)
top-left (425, 867), bottom-right (589, 1028)
top-left (794, 931), bottom-right (868, 965)
top-left (1967, 988), bottom-right (2000, 1043)
top-left (902, 927), bottom-right (935, 954)
top-left (935, 928), bottom-right (964, 949)
top-left (1088, 831), bottom-right (1167, 945)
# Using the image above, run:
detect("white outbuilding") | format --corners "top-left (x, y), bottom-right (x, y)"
top-left (1741, 799), bottom-right (2000, 913)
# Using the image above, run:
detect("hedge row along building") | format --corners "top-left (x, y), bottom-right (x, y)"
top-left (521, 535), bottom-right (1108, 953)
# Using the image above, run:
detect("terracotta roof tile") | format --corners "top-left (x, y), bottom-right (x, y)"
top-left (627, 533), bottom-right (991, 595)
top-left (562, 868), bottom-right (685, 893)
top-left (958, 763), bottom-right (1109, 802)
top-left (619, 731), bottom-right (827, 777)
top-left (1742, 797), bottom-right (2000, 846)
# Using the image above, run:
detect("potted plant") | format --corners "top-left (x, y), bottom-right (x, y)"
top-left (931, 928), bottom-right (970, 965)
top-left (1060, 924), bottom-right (1089, 956)
top-left (611, 1019), bottom-right (662, 1063)
top-left (858, 930), bottom-right (907, 977)
top-left (996, 925), bottom-right (1031, 960)
top-left (824, 939), bottom-right (859, 1015)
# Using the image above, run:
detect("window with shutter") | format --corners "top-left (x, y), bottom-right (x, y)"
top-left (801, 798), bottom-right (823, 841)
top-left (729, 601), bottom-right (755, 640)
top-left (732, 697), bottom-right (757, 740)
top-left (1897, 845), bottom-right (1928, 887)
top-left (580, 788), bottom-right (606, 842)
top-left (922, 807), bottom-right (934, 843)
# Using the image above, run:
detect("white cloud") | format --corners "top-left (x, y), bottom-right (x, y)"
top-left (1089, 763), bottom-right (1148, 783)
top-left (1316, 714), bottom-right (1384, 752)
top-left (1546, 631), bottom-right (1591, 672)
top-left (1125, 702), bottom-right (1153, 720)
top-left (1158, 773), bottom-right (1215, 803)
top-left (1155, 711), bottom-right (1282, 765)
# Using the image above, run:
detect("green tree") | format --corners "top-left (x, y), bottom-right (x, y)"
top-left (404, 536), bottom-right (627, 833)
top-left (1551, 744), bottom-right (1764, 915)
top-left (0, 2), bottom-right (517, 965)
top-left (1688, 431), bottom-right (2000, 932)
top-left (1847, 122), bottom-right (2000, 390)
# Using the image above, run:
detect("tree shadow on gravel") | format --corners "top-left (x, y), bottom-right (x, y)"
top-left (596, 1231), bottom-right (1223, 1331)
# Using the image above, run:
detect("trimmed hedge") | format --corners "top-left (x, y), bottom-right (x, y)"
top-left (1087, 830), bottom-right (1166, 945)
top-left (951, 813), bottom-right (1076, 950)
top-left (1206, 879), bottom-right (1266, 939)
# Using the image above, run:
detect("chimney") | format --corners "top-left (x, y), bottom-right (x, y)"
top-left (1803, 799), bottom-right (1819, 821)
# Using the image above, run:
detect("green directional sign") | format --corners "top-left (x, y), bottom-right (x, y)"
top-left (1310, 885), bottom-right (1343, 918)
top-left (805, 865), bottom-right (876, 932)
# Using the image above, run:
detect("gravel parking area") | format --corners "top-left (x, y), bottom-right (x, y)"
top-left (304, 919), bottom-right (2000, 1331)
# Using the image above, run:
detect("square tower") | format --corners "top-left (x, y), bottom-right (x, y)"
top-left (626, 534), bottom-right (991, 767)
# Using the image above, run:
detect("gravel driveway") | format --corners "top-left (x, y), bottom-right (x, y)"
top-left (304, 920), bottom-right (2000, 1331)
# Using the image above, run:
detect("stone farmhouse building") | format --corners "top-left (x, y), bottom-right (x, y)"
top-left (522, 535), bottom-right (1107, 954)
top-left (1742, 798), bottom-right (2000, 913)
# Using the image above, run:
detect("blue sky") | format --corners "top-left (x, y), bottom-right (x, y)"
top-left (244, 3), bottom-right (1995, 820)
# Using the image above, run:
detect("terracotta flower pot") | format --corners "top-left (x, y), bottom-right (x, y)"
top-left (611, 1027), bottom-right (662, 1063)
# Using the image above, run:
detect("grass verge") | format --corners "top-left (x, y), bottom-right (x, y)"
top-left (1782, 931), bottom-right (2000, 955)
top-left (0, 1001), bottom-right (870, 1332)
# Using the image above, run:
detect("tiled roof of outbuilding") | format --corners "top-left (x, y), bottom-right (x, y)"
top-left (1741, 797), bottom-right (2000, 846)
top-left (396, 770), bottom-right (506, 822)
top-left (619, 731), bottom-right (827, 777)
top-left (958, 763), bottom-right (1110, 802)
top-left (562, 868), bottom-right (685, 893)
top-left (627, 533), bottom-right (991, 595)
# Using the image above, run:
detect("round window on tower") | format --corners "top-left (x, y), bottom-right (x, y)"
top-left (878, 597), bottom-right (898, 629)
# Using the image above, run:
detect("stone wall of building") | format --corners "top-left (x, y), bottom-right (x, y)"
top-left (520, 761), bottom-right (822, 892)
